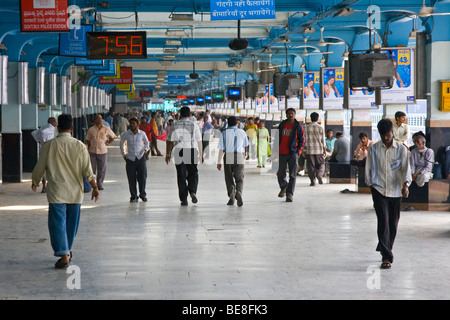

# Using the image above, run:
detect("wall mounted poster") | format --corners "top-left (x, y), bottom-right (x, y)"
top-left (286, 95), bottom-right (300, 109)
top-left (349, 88), bottom-right (376, 109)
top-left (380, 47), bottom-right (415, 104)
top-left (322, 67), bottom-right (344, 110)
top-left (302, 71), bottom-right (320, 109)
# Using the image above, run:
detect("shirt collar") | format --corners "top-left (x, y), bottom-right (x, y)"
top-left (381, 139), bottom-right (401, 149)
top-left (57, 132), bottom-right (71, 137)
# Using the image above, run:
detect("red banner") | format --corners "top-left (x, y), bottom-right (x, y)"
top-left (99, 67), bottom-right (133, 84)
top-left (21, 0), bottom-right (69, 32)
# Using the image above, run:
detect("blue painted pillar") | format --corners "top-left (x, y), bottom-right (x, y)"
top-left (424, 3), bottom-right (450, 151)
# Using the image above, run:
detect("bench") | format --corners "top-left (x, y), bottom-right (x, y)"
top-left (402, 179), bottom-right (450, 211)
top-left (329, 162), bottom-right (356, 184)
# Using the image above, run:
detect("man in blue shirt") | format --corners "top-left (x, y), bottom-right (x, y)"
top-left (217, 116), bottom-right (249, 207)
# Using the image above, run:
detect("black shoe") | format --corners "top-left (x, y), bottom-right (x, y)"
top-left (98, 186), bottom-right (104, 190)
top-left (181, 200), bottom-right (188, 206)
top-left (140, 196), bottom-right (148, 202)
top-left (190, 193), bottom-right (198, 204)
top-left (130, 198), bottom-right (138, 203)
top-left (236, 194), bottom-right (243, 207)
top-left (227, 199), bottom-right (235, 205)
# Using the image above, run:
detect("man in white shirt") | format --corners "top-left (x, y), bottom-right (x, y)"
top-left (120, 118), bottom-right (150, 202)
top-left (165, 107), bottom-right (203, 206)
top-left (365, 119), bottom-right (411, 269)
top-left (31, 117), bottom-right (57, 193)
top-left (393, 111), bottom-right (410, 147)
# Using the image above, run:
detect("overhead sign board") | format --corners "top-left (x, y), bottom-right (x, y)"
top-left (210, 0), bottom-right (276, 20)
top-left (168, 75), bottom-right (186, 85)
top-left (99, 67), bottom-right (133, 84)
top-left (59, 25), bottom-right (93, 57)
top-left (75, 58), bottom-right (104, 66)
top-left (21, 0), bottom-right (69, 32)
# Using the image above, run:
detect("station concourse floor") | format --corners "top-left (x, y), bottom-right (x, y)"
top-left (1, 139), bottom-right (450, 301)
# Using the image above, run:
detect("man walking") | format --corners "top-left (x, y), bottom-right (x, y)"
top-left (85, 114), bottom-right (116, 190)
top-left (365, 119), bottom-right (411, 269)
top-left (277, 108), bottom-right (305, 202)
top-left (217, 116), bottom-right (249, 207)
top-left (31, 117), bottom-right (57, 193)
top-left (165, 106), bottom-right (203, 206)
top-left (304, 112), bottom-right (326, 186)
top-left (120, 118), bottom-right (150, 202)
top-left (31, 114), bottom-right (99, 269)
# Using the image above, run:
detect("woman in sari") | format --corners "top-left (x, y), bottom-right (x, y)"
top-left (256, 121), bottom-right (271, 168)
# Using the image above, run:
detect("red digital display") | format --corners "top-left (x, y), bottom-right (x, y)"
top-left (87, 31), bottom-right (147, 59)
top-left (140, 91), bottom-right (153, 97)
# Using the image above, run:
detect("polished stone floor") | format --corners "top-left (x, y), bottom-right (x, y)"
top-left (1, 139), bottom-right (450, 300)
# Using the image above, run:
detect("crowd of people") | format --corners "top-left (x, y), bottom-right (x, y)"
top-left (29, 108), bottom-right (450, 270)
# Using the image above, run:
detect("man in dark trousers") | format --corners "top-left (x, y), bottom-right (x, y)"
top-left (120, 118), bottom-right (150, 202)
top-left (277, 108), bottom-right (305, 202)
top-left (165, 107), bottom-right (203, 206)
top-left (365, 119), bottom-right (411, 269)
top-left (217, 116), bottom-right (249, 207)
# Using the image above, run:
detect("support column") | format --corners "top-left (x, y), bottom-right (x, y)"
top-left (324, 109), bottom-right (344, 134)
top-left (1, 62), bottom-right (22, 182)
top-left (22, 67), bottom-right (38, 172)
top-left (350, 109), bottom-right (373, 154)
top-left (425, 41), bottom-right (450, 151)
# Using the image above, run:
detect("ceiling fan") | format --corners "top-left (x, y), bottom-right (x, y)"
top-left (317, 27), bottom-right (346, 46)
top-left (300, 38), bottom-right (333, 56)
top-left (256, 54), bottom-right (285, 73)
top-left (417, 0), bottom-right (450, 17)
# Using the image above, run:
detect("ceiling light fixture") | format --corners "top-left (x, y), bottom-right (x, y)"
top-left (334, 7), bottom-right (355, 17)
top-left (303, 26), bottom-right (316, 34)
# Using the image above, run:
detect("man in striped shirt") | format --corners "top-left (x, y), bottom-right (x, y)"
top-left (365, 119), bottom-right (411, 269)
top-left (304, 112), bottom-right (326, 186)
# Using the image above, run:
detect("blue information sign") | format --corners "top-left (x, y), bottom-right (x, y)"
top-left (94, 62), bottom-right (116, 76)
top-left (168, 75), bottom-right (186, 85)
top-left (85, 60), bottom-right (112, 71)
top-left (59, 25), bottom-right (93, 57)
top-left (74, 57), bottom-right (104, 66)
top-left (210, 0), bottom-right (276, 20)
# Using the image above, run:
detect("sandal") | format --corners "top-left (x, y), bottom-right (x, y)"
top-left (381, 260), bottom-right (391, 269)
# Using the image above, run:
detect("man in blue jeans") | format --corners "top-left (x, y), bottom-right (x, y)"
top-left (32, 114), bottom-right (99, 269)
top-left (276, 108), bottom-right (305, 202)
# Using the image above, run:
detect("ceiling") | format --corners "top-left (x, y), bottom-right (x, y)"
top-left (0, 0), bottom-right (448, 98)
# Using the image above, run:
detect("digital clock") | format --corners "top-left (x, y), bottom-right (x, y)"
top-left (87, 31), bottom-right (147, 59)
